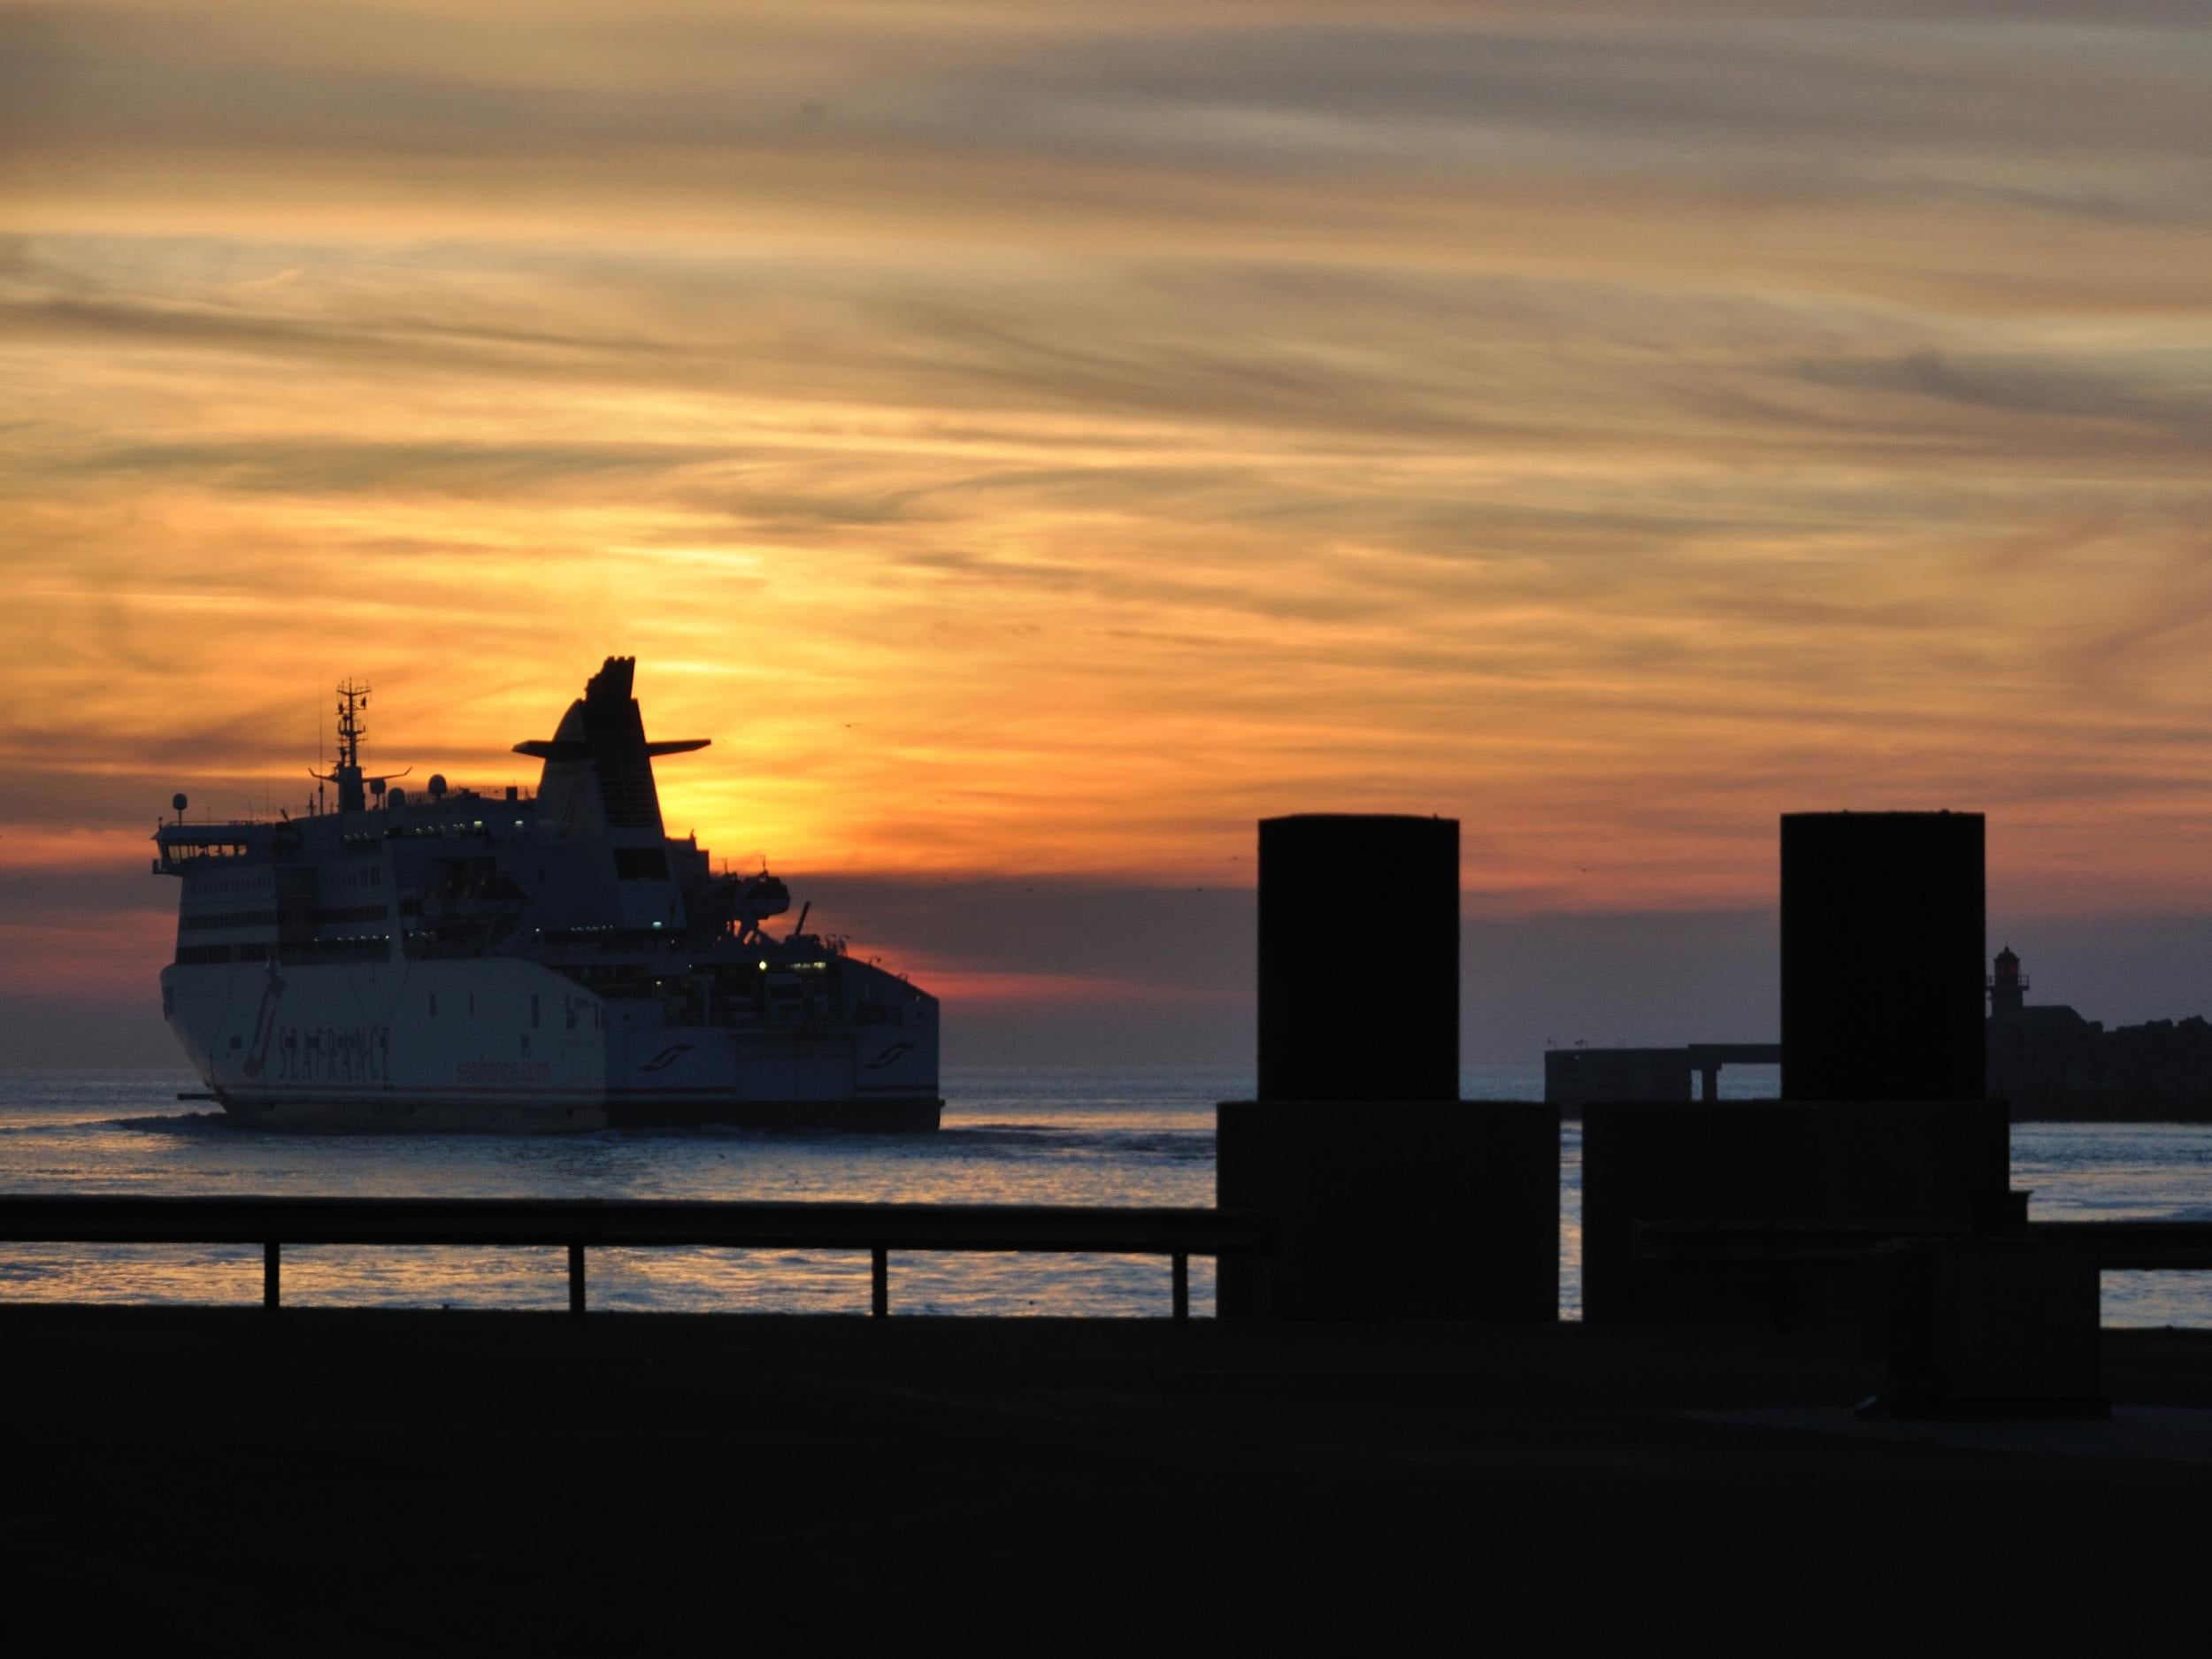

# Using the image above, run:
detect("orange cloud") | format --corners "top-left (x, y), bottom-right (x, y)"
top-left (4, 0), bottom-right (2210, 963)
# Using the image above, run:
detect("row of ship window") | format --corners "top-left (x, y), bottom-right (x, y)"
top-left (180, 903), bottom-right (393, 931)
top-left (173, 938), bottom-right (390, 965)
top-left (424, 992), bottom-right (602, 1031)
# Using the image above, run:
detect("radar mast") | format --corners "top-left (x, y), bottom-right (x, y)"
top-left (309, 679), bottom-right (406, 813)
top-left (335, 679), bottom-right (368, 774)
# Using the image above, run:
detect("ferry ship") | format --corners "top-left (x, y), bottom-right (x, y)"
top-left (153, 658), bottom-right (941, 1131)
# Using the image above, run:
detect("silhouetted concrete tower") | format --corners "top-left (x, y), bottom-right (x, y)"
top-left (1256, 814), bottom-right (1457, 1102)
top-left (1781, 810), bottom-right (1985, 1101)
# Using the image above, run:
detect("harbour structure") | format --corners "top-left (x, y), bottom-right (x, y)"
top-left (1550, 810), bottom-right (1986, 1112)
top-left (1542, 1042), bottom-right (1778, 1110)
top-left (1579, 810), bottom-right (2017, 1332)
top-left (153, 658), bottom-right (941, 1131)
top-left (1545, 945), bottom-right (2212, 1122)
top-left (1219, 814), bottom-right (1558, 1322)
top-left (1986, 946), bottom-right (2212, 1122)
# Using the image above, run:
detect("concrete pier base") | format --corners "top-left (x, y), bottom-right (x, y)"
top-left (1217, 1099), bottom-right (1558, 1320)
top-left (1863, 1237), bottom-right (2106, 1417)
top-left (1582, 1098), bottom-right (2011, 1325)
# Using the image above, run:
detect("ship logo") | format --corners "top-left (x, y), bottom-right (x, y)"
top-left (641, 1043), bottom-right (693, 1072)
top-left (864, 1042), bottom-right (915, 1071)
top-left (241, 960), bottom-right (288, 1079)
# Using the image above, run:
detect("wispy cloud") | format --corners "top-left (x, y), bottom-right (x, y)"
top-left (4, 2), bottom-right (2212, 1041)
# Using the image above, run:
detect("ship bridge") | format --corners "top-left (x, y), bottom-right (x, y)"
top-left (153, 810), bottom-right (270, 874)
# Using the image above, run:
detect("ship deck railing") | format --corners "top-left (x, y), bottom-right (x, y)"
top-left (0, 1195), bottom-right (1274, 1321)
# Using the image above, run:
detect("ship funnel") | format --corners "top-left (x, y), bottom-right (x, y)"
top-left (513, 657), bottom-right (710, 838)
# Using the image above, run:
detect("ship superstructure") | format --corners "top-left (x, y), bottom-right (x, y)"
top-left (154, 659), bottom-right (941, 1131)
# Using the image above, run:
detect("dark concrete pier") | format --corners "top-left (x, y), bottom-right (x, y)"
top-left (1221, 813), bottom-right (1557, 1319)
top-left (1582, 1097), bottom-right (2010, 1325)
top-left (1584, 810), bottom-right (2012, 1328)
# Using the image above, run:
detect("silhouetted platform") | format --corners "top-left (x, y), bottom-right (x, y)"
top-left (4, 1308), bottom-right (2208, 1653)
top-left (1544, 1041), bottom-right (1781, 1107)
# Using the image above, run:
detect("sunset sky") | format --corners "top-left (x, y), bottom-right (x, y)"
top-left (4, 2), bottom-right (2211, 1067)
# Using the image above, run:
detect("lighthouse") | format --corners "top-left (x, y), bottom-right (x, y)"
top-left (1989, 945), bottom-right (2029, 1019)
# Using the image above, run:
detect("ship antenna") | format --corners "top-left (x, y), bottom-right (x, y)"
top-left (335, 679), bottom-right (369, 772)
top-left (309, 680), bottom-right (375, 814)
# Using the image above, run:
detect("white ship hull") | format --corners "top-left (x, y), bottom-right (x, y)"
top-left (162, 957), bottom-right (941, 1133)
top-left (154, 659), bottom-right (943, 1133)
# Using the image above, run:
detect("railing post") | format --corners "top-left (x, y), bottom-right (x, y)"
top-left (263, 1240), bottom-right (280, 1310)
top-left (1171, 1253), bottom-right (1189, 1323)
top-left (569, 1244), bottom-right (587, 1316)
top-left (871, 1247), bottom-right (888, 1317)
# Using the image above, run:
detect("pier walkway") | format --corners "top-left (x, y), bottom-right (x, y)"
top-left (4, 1307), bottom-right (2208, 1654)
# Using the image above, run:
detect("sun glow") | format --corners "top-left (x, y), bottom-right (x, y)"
top-left (6, 4), bottom-right (2212, 1029)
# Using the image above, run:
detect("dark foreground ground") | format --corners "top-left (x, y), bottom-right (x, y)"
top-left (4, 1309), bottom-right (2210, 1655)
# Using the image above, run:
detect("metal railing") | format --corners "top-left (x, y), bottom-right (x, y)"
top-left (1635, 1217), bottom-right (2212, 1270)
top-left (1994, 1220), bottom-right (2212, 1270)
top-left (0, 1195), bottom-right (1274, 1321)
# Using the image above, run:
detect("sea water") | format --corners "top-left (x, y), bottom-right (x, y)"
top-left (1, 1066), bottom-right (2208, 1324)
